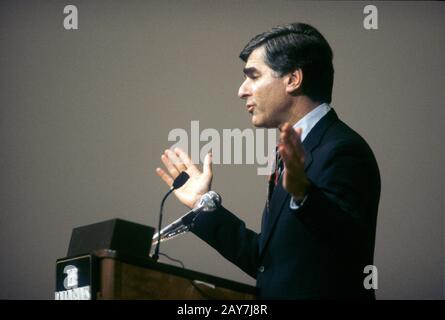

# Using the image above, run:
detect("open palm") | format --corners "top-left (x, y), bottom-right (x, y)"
top-left (156, 148), bottom-right (213, 209)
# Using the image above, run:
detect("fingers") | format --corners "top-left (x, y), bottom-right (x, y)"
top-left (279, 122), bottom-right (305, 167)
top-left (175, 147), bottom-right (199, 174)
top-left (175, 147), bottom-right (193, 167)
top-left (156, 167), bottom-right (174, 187)
top-left (281, 123), bottom-right (301, 146)
top-left (162, 149), bottom-right (187, 177)
top-left (158, 147), bottom-right (210, 186)
top-left (161, 152), bottom-right (181, 178)
top-left (203, 152), bottom-right (213, 176)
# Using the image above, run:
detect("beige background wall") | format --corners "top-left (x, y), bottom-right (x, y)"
top-left (1, 0), bottom-right (444, 299)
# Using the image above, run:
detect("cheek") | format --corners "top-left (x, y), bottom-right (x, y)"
top-left (252, 82), bottom-right (270, 104)
top-left (253, 78), bottom-right (286, 110)
top-left (259, 85), bottom-right (284, 108)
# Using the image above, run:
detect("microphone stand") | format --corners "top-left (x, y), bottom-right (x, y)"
top-left (152, 188), bottom-right (173, 262)
top-left (152, 171), bottom-right (189, 262)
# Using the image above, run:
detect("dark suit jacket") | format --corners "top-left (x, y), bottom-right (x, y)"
top-left (190, 109), bottom-right (381, 299)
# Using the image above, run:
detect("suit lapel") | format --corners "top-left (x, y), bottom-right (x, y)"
top-left (303, 109), bottom-right (338, 170)
top-left (258, 109), bottom-right (339, 257)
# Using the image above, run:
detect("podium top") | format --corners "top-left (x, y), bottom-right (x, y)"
top-left (67, 218), bottom-right (155, 258)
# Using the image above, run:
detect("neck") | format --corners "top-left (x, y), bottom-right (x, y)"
top-left (286, 97), bottom-right (321, 127)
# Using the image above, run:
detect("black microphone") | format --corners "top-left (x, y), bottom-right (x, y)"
top-left (152, 171), bottom-right (189, 261)
top-left (152, 191), bottom-right (222, 246)
top-left (172, 171), bottom-right (190, 190)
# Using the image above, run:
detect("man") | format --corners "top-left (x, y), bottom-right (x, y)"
top-left (156, 23), bottom-right (380, 299)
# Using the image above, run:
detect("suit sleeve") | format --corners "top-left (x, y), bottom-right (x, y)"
top-left (295, 141), bottom-right (380, 245)
top-left (189, 205), bottom-right (260, 279)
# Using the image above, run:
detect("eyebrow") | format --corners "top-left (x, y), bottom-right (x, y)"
top-left (243, 67), bottom-right (259, 77)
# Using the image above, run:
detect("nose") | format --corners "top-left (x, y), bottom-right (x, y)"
top-left (238, 79), bottom-right (250, 99)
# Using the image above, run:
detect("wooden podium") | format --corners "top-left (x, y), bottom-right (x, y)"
top-left (56, 249), bottom-right (256, 300)
top-left (93, 249), bottom-right (256, 300)
top-left (55, 218), bottom-right (256, 300)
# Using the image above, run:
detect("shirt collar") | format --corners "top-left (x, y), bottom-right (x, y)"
top-left (292, 103), bottom-right (332, 142)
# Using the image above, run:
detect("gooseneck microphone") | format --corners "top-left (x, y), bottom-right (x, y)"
top-left (152, 191), bottom-right (222, 247)
top-left (152, 171), bottom-right (190, 262)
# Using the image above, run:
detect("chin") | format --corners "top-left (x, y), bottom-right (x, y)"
top-left (252, 122), bottom-right (269, 128)
top-left (251, 117), bottom-right (263, 128)
top-left (251, 115), bottom-right (273, 128)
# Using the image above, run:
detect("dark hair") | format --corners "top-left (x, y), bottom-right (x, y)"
top-left (239, 23), bottom-right (334, 104)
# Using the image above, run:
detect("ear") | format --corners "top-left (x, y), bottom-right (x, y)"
top-left (285, 69), bottom-right (303, 94)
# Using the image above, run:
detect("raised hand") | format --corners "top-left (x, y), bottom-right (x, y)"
top-left (156, 147), bottom-right (213, 209)
top-left (278, 122), bottom-right (311, 201)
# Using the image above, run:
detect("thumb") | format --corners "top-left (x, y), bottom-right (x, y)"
top-left (203, 151), bottom-right (213, 176)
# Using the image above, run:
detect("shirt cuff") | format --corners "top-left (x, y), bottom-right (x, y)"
top-left (289, 194), bottom-right (308, 210)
